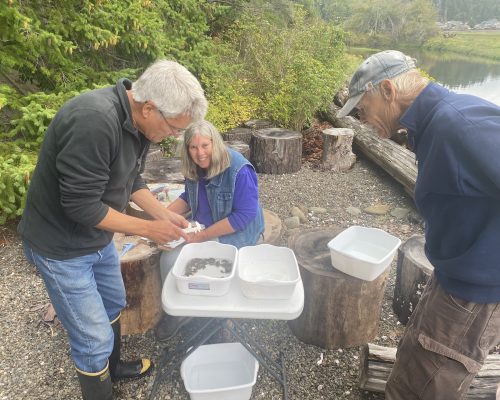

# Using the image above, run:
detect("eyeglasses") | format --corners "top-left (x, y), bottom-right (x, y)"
top-left (156, 108), bottom-right (187, 135)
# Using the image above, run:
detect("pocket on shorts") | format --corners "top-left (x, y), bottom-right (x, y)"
top-left (418, 333), bottom-right (482, 374)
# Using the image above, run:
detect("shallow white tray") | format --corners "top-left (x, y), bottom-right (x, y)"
top-left (162, 270), bottom-right (304, 320)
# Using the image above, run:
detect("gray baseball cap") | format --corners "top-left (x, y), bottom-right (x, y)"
top-left (337, 50), bottom-right (416, 118)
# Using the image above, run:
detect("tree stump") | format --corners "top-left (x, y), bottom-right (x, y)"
top-left (224, 127), bottom-right (254, 144)
top-left (321, 128), bottom-right (356, 172)
top-left (242, 119), bottom-right (274, 130)
top-left (288, 228), bottom-right (390, 348)
top-left (142, 157), bottom-right (184, 184)
top-left (393, 235), bottom-right (433, 325)
top-left (251, 128), bottom-right (302, 174)
top-left (257, 209), bottom-right (282, 245)
top-left (226, 140), bottom-right (251, 160)
top-left (114, 234), bottom-right (162, 335)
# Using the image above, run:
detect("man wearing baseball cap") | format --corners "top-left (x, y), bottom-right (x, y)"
top-left (339, 50), bottom-right (500, 399)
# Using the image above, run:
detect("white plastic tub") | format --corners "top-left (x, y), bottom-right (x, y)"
top-left (327, 226), bottom-right (401, 281)
top-left (238, 244), bottom-right (300, 300)
top-left (181, 342), bottom-right (259, 400)
top-left (172, 241), bottom-right (237, 296)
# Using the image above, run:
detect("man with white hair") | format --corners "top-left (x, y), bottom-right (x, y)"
top-left (18, 60), bottom-right (208, 399)
top-left (338, 50), bottom-right (500, 399)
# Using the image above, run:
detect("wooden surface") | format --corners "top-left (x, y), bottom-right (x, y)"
top-left (393, 235), bottom-right (433, 325)
top-left (142, 157), bottom-right (184, 184)
top-left (321, 128), bottom-right (356, 172)
top-left (251, 128), bottom-right (302, 174)
top-left (226, 140), bottom-right (251, 159)
top-left (114, 234), bottom-right (162, 335)
top-left (287, 228), bottom-right (390, 348)
top-left (224, 127), bottom-right (254, 144)
top-left (359, 343), bottom-right (500, 398)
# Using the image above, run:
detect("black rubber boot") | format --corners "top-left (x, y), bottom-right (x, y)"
top-left (109, 315), bottom-right (153, 381)
top-left (76, 364), bottom-right (113, 400)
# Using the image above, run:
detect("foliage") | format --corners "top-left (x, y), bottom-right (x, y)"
top-left (431, 0), bottom-right (500, 26)
top-left (424, 31), bottom-right (500, 62)
top-left (345, 0), bottom-right (439, 47)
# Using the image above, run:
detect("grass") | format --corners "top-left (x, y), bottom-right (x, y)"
top-left (424, 31), bottom-right (500, 62)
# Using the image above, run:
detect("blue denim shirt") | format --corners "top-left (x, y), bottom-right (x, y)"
top-left (185, 148), bottom-right (264, 248)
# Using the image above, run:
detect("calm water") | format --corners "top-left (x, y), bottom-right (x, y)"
top-left (413, 51), bottom-right (500, 106)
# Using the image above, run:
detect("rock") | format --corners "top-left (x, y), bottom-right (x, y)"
top-left (346, 206), bottom-right (361, 216)
top-left (363, 204), bottom-right (391, 215)
top-left (291, 207), bottom-right (307, 223)
top-left (390, 207), bottom-right (410, 219)
top-left (284, 216), bottom-right (301, 229)
top-left (310, 207), bottom-right (327, 214)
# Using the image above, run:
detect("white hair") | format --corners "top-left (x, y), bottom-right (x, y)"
top-left (131, 60), bottom-right (208, 121)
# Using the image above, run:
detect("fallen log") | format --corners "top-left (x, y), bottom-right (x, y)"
top-left (320, 104), bottom-right (417, 200)
top-left (359, 343), bottom-right (500, 399)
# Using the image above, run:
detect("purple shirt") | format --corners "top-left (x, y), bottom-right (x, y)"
top-left (179, 165), bottom-right (259, 231)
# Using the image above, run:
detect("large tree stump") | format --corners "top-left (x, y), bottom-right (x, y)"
top-left (226, 140), bottom-right (251, 160)
top-left (359, 343), bottom-right (500, 398)
top-left (321, 128), bottom-right (356, 172)
top-left (224, 127), bottom-right (254, 144)
top-left (393, 235), bottom-right (433, 325)
top-left (287, 228), bottom-right (390, 348)
top-left (257, 209), bottom-right (282, 245)
top-left (251, 128), bottom-right (302, 174)
top-left (114, 234), bottom-right (162, 335)
top-left (142, 157), bottom-right (184, 184)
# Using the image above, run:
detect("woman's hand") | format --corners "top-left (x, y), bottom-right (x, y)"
top-left (185, 230), bottom-right (209, 244)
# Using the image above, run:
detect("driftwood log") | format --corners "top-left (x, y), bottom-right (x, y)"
top-left (359, 343), bottom-right (500, 399)
top-left (251, 128), bottom-right (302, 174)
top-left (321, 128), bottom-right (356, 172)
top-left (224, 127), bottom-right (254, 144)
top-left (287, 228), bottom-right (390, 348)
top-left (114, 234), bottom-right (162, 335)
top-left (321, 104), bottom-right (417, 199)
top-left (393, 235), bottom-right (433, 325)
top-left (226, 140), bottom-right (251, 159)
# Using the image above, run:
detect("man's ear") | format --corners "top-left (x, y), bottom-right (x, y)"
top-left (380, 79), bottom-right (396, 102)
top-left (141, 102), bottom-right (155, 118)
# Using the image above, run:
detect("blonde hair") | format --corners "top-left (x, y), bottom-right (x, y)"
top-left (181, 120), bottom-right (230, 180)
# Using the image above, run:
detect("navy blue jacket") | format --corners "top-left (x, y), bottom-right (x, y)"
top-left (401, 83), bottom-right (500, 303)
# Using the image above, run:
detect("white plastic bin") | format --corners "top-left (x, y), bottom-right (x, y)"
top-left (327, 226), bottom-right (401, 281)
top-left (172, 241), bottom-right (237, 296)
top-left (181, 342), bottom-right (259, 400)
top-left (238, 244), bottom-right (300, 299)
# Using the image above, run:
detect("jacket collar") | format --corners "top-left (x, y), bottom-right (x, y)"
top-left (116, 78), bottom-right (139, 138)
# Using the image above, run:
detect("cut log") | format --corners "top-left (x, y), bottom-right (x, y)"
top-left (114, 234), bottom-right (162, 335)
top-left (251, 128), bottom-right (302, 174)
top-left (224, 127), bottom-right (254, 144)
top-left (242, 119), bottom-right (274, 130)
top-left (320, 103), bottom-right (417, 200)
top-left (287, 228), bottom-right (390, 348)
top-left (359, 343), bottom-right (500, 399)
top-left (393, 235), bottom-right (433, 325)
top-left (226, 140), bottom-right (251, 160)
top-left (142, 157), bottom-right (184, 184)
top-left (321, 128), bottom-right (356, 172)
top-left (256, 209), bottom-right (282, 245)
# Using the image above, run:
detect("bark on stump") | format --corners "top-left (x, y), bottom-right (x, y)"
top-left (224, 127), bottom-right (254, 144)
top-left (142, 157), bottom-right (184, 184)
top-left (321, 128), bottom-right (356, 172)
top-left (226, 140), bottom-right (251, 160)
top-left (242, 119), bottom-right (274, 130)
top-left (287, 228), bottom-right (390, 348)
top-left (251, 128), bottom-right (302, 174)
top-left (393, 235), bottom-right (433, 325)
top-left (114, 234), bottom-right (162, 335)
top-left (257, 209), bottom-right (282, 245)
top-left (359, 343), bottom-right (500, 398)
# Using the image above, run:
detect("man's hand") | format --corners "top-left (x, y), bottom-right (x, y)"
top-left (146, 219), bottom-right (188, 244)
top-left (159, 208), bottom-right (189, 229)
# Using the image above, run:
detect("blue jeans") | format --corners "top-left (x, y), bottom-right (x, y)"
top-left (23, 240), bottom-right (126, 373)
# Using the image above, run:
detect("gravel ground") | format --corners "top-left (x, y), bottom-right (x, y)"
top-left (0, 153), bottom-right (425, 400)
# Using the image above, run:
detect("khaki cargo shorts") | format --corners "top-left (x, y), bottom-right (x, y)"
top-left (386, 273), bottom-right (500, 400)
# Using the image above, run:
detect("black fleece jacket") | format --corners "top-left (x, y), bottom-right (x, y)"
top-left (18, 79), bottom-right (149, 259)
